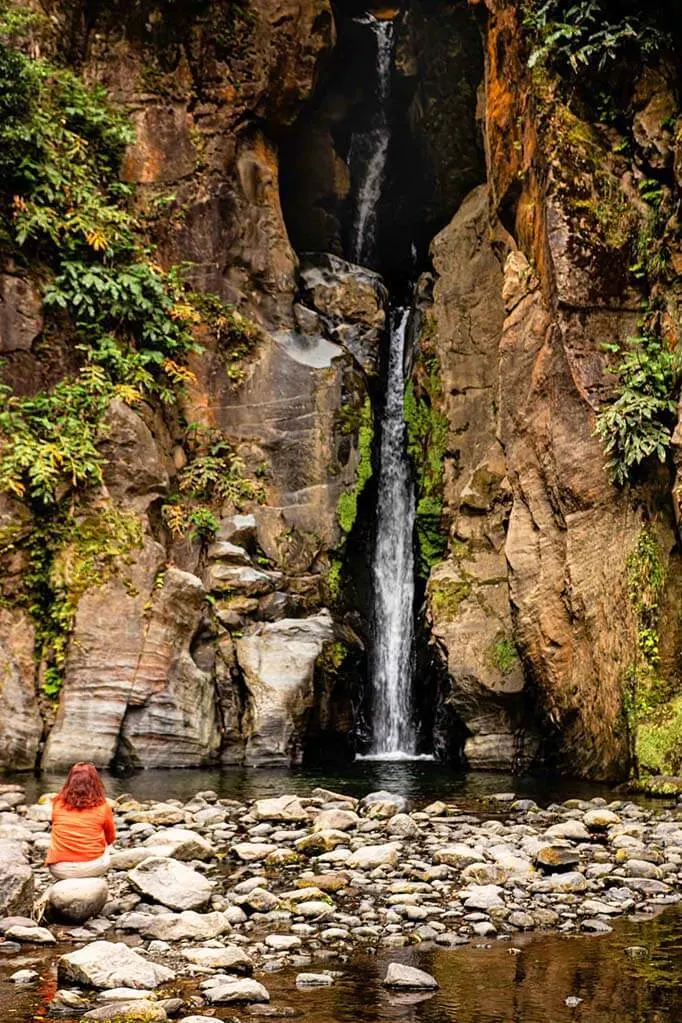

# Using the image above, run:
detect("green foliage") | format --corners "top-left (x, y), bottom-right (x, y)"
top-left (523, 1), bottom-right (668, 77)
top-left (429, 576), bottom-right (472, 621)
top-left (621, 527), bottom-right (675, 773)
top-left (637, 698), bottom-right (682, 776)
top-left (326, 556), bottom-right (343, 602)
top-left (18, 505), bottom-right (143, 696)
top-left (178, 433), bottom-right (265, 508)
top-left (489, 636), bottom-right (520, 674)
top-left (336, 398), bottom-right (373, 535)
top-left (190, 291), bottom-right (261, 383)
top-left (404, 320), bottom-right (449, 578)
top-left (595, 332), bottom-right (680, 486)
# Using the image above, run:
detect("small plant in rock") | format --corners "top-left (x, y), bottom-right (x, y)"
top-left (595, 331), bottom-right (680, 486)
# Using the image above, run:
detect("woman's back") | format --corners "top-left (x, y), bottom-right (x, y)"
top-left (46, 797), bottom-right (115, 865)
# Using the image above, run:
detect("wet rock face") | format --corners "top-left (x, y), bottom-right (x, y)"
top-left (0, 608), bottom-right (42, 771)
top-left (423, 185), bottom-right (537, 772)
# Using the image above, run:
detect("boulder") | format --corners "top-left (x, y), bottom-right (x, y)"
top-left (116, 910), bottom-right (232, 941)
top-left (48, 878), bottom-right (109, 923)
top-left (312, 809), bottom-right (359, 832)
top-left (127, 857), bottom-right (214, 911)
top-left (0, 608), bottom-right (42, 771)
top-left (0, 839), bottom-right (33, 916)
top-left (141, 828), bottom-right (214, 861)
top-left (181, 946), bottom-right (253, 973)
top-left (82, 1003), bottom-right (167, 1022)
top-left (5, 924), bottom-right (56, 944)
top-left (347, 842), bottom-right (402, 869)
top-left (359, 792), bottom-right (407, 818)
top-left (383, 963), bottom-right (439, 990)
top-left (253, 795), bottom-right (309, 822)
top-left (203, 978), bottom-right (270, 1004)
top-left (236, 612), bottom-right (335, 765)
top-left (58, 941), bottom-right (174, 989)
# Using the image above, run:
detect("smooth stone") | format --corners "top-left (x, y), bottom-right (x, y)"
top-left (584, 809), bottom-right (621, 830)
top-left (11, 969), bottom-right (39, 983)
top-left (347, 843), bottom-right (402, 869)
top-left (117, 910), bottom-right (232, 941)
top-left (383, 963), bottom-right (439, 990)
top-left (58, 941), bottom-right (174, 990)
top-left (5, 925), bottom-right (56, 944)
top-left (359, 792), bottom-right (407, 819)
top-left (233, 843), bottom-right (278, 862)
top-left (434, 845), bottom-right (484, 869)
top-left (82, 1003), bottom-right (167, 1022)
top-left (204, 978), bottom-right (270, 1004)
top-left (142, 828), bottom-right (214, 861)
top-left (296, 973), bottom-right (333, 986)
top-left (462, 885), bottom-right (505, 911)
top-left (534, 846), bottom-right (580, 872)
top-left (265, 935), bottom-right (302, 951)
top-left (312, 810), bottom-right (359, 832)
top-left (181, 945), bottom-right (253, 973)
top-left (544, 822), bottom-right (591, 842)
top-left (48, 878), bottom-right (109, 923)
top-left (532, 871), bottom-right (587, 893)
top-left (127, 857), bottom-right (214, 911)
top-left (253, 797), bottom-right (309, 823)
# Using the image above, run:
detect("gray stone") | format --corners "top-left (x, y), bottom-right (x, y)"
top-left (142, 828), bottom-right (214, 861)
top-left (127, 857), bottom-right (214, 911)
top-left (296, 973), bottom-right (333, 986)
top-left (204, 978), bottom-right (270, 1004)
top-left (253, 796), bottom-right (309, 823)
top-left (48, 878), bottom-right (109, 923)
top-left (5, 925), bottom-right (56, 944)
top-left (347, 843), bottom-right (402, 869)
top-left (0, 841), bottom-right (33, 916)
top-left (383, 963), bottom-right (439, 990)
top-left (58, 941), bottom-right (174, 990)
top-left (116, 910), bottom-right (232, 941)
top-left (181, 945), bottom-right (253, 973)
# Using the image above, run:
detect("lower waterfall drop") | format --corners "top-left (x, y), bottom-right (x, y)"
top-left (368, 306), bottom-right (417, 757)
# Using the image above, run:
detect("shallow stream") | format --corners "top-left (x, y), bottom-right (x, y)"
top-left (2, 763), bottom-right (681, 1022)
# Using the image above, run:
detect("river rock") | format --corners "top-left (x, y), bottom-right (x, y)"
top-left (347, 842), bottom-right (402, 869)
top-left (142, 828), bottom-right (214, 861)
top-left (127, 857), bottom-right (214, 911)
top-left (386, 814), bottom-right (419, 838)
top-left (383, 963), bottom-right (439, 990)
top-left (82, 1003), bottom-right (167, 1022)
top-left (534, 846), bottom-right (581, 872)
top-left (462, 884), bottom-right (505, 910)
top-left (359, 792), bottom-right (407, 818)
top-left (296, 972), bottom-right (333, 986)
top-left (48, 878), bottom-right (109, 923)
top-left (181, 946), bottom-right (253, 973)
top-left (584, 809), bottom-right (621, 830)
top-left (58, 941), bottom-right (175, 989)
top-left (117, 910), bottom-right (233, 941)
top-left (295, 830), bottom-right (349, 855)
top-left (253, 796), bottom-right (309, 822)
top-left (434, 844), bottom-right (484, 869)
top-left (204, 978), bottom-right (270, 1004)
top-left (532, 871), bottom-right (588, 893)
top-left (313, 809), bottom-right (359, 832)
top-left (233, 843), bottom-right (278, 862)
top-left (0, 840), bottom-right (33, 916)
top-left (544, 822), bottom-right (591, 842)
top-left (5, 924), bottom-right (56, 944)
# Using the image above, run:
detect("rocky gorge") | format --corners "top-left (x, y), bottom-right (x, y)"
top-left (1, 778), bottom-right (682, 1021)
top-left (2, 0), bottom-right (682, 786)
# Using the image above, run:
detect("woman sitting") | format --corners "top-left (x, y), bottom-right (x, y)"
top-left (45, 762), bottom-right (116, 880)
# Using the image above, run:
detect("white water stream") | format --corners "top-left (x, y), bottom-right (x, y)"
top-left (348, 14), bottom-right (420, 758)
top-left (348, 16), bottom-right (394, 267)
top-left (368, 307), bottom-right (417, 755)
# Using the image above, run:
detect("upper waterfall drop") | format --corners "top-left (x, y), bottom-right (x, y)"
top-left (348, 15), bottom-right (395, 268)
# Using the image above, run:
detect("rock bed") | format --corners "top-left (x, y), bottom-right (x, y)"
top-left (1, 782), bottom-right (681, 1021)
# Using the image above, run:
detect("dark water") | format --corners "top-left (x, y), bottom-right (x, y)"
top-left (2, 908), bottom-right (681, 1022)
top-left (4, 760), bottom-right (661, 810)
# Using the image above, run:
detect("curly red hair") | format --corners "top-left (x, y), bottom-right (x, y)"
top-left (57, 762), bottom-right (107, 810)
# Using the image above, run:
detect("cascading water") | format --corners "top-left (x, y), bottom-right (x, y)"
top-left (348, 15), bottom-right (394, 267)
top-left (347, 15), bottom-right (422, 759)
top-left (369, 307), bottom-right (417, 756)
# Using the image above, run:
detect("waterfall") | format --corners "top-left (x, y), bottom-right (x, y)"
top-left (369, 306), bottom-right (417, 756)
top-left (347, 13), bottom-right (422, 759)
top-left (348, 16), bottom-right (394, 268)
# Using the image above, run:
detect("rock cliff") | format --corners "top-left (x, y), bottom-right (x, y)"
top-left (1, 0), bottom-right (681, 780)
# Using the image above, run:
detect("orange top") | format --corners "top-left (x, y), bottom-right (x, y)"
top-left (45, 797), bottom-right (116, 865)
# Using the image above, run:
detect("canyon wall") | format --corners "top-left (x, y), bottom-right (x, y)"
top-left (1, 0), bottom-right (681, 779)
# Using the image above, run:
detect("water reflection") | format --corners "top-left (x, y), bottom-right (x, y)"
top-left (7, 761), bottom-right (655, 809)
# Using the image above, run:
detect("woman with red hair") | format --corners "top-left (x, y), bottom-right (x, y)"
top-left (45, 762), bottom-right (116, 880)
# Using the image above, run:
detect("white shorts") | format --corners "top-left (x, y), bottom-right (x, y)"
top-left (48, 847), bottom-right (110, 880)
